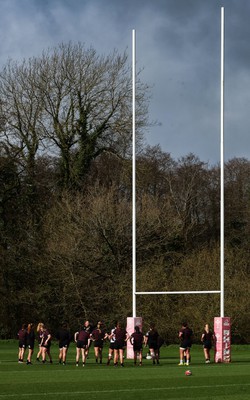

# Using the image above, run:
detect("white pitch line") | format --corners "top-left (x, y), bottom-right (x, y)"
top-left (0, 383), bottom-right (250, 397)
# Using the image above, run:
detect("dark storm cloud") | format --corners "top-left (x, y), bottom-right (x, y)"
top-left (0, 0), bottom-right (249, 164)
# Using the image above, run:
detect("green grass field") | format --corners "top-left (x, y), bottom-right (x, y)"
top-left (0, 341), bottom-right (249, 400)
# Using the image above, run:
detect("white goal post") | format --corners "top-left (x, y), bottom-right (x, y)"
top-left (130, 10), bottom-right (231, 364)
top-left (131, 7), bottom-right (225, 318)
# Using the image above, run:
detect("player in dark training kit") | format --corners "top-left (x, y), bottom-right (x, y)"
top-left (178, 322), bottom-right (193, 366)
top-left (26, 323), bottom-right (35, 365)
top-left (91, 321), bottom-right (107, 364)
top-left (56, 322), bottom-right (71, 365)
top-left (40, 325), bottom-right (53, 364)
top-left (18, 324), bottom-right (27, 363)
top-left (74, 323), bottom-right (91, 367)
top-left (111, 322), bottom-right (129, 367)
top-left (145, 323), bottom-right (160, 365)
top-left (201, 323), bottom-right (214, 363)
top-left (130, 325), bottom-right (144, 366)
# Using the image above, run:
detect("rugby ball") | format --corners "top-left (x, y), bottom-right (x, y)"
top-left (185, 370), bottom-right (192, 376)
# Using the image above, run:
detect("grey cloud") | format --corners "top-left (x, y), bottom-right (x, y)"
top-left (0, 0), bottom-right (249, 164)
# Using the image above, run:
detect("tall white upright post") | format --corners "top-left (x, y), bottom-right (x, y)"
top-left (132, 29), bottom-right (136, 318)
top-left (220, 6), bottom-right (225, 318)
top-left (214, 7), bottom-right (231, 364)
top-left (127, 30), bottom-right (142, 360)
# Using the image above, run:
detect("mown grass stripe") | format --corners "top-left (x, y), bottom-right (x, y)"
top-left (0, 382), bottom-right (250, 397)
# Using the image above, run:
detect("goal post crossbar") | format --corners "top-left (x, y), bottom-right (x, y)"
top-left (135, 290), bottom-right (220, 295)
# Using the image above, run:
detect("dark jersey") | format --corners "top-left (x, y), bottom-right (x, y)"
top-left (131, 332), bottom-right (144, 348)
top-left (113, 328), bottom-right (127, 345)
top-left (41, 329), bottom-right (51, 347)
top-left (146, 329), bottom-right (159, 348)
top-left (18, 329), bottom-right (27, 342)
top-left (202, 330), bottom-right (213, 349)
top-left (202, 330), bottom-right (213, 342)
top-left (179, 327), bottom-right (193, 341)
top-left (91, 329), bottom-right (105, 342)
top-left (77, 330), bottom-right (90, 344)
top-left (179, 327), bottom-right (193, 348)
top-left (26, 330), bottom-right (35, 347)
top-left (56, 328), bottom-right (71, 347)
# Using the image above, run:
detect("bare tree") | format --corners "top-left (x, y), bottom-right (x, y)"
top-left (0, 42), bottom-right (150, 189)
top-left (164, 153), bottom-right (211, 246)
top-left (0, 59), bottom-right (43, 181)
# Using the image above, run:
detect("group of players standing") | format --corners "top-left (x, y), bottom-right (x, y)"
top-left (17, 320), bottom-right (214, 367)
top-left (178, 322), bottom-right (214, 365)
top-left (18, 322), bottom-right (53, 365)
top-left (17, 320), bottom-right (164, 367)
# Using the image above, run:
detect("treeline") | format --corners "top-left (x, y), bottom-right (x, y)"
top-left (1, 148), bottom-right (249, 343)
top-left (0, 43), bottom-right (249, 343)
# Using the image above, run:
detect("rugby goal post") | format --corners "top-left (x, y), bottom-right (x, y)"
top-left (127, 9), bottom-right (230, 363)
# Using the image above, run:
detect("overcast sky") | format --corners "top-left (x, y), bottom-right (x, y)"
top-left (0, 0), bottom-right (250, 165)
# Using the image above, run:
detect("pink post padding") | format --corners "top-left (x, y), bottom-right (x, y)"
top-left (214, 317), bottom-right (231, 363)
top-left (126, 317), bottom-right (143, 359)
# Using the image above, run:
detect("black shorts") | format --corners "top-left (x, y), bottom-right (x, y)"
top-left (59, 341), bottom-right (69, 349)
top-left (76, 340), bottom-right (88, 349)
top-left (94, 340), bottom-right (103, 348)
top-left (203, 340), bottom-right (212, 349)
top-left (114, 342), bottom-right (124, 350)
top-left (19, 341), bottom-right (26, 349)
top-left (148, 342), bottom-right (158, 351)
top-left (42, 343), bottom-right (51, 349)
top-left (180, 341), bottom-right (192, 350)
top-left (133, 345), bottom-right (142, 352)
top-left (27, 343), bottom-right (35, 350)
top-left (109, 342), bottom-right (115, 350)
